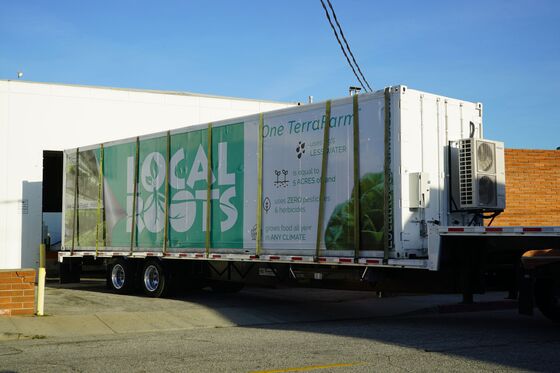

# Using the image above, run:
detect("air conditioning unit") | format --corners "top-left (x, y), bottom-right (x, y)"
top-left (450, 138), bottom-right (506, 211)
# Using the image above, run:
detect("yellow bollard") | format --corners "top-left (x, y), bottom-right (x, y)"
top-left (37, 244), bottom-right (46, 316)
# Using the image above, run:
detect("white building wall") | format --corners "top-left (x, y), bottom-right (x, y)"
top-left (0, 80), bottom-right (295, 269)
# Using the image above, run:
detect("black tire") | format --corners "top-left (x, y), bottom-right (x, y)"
top-left (140, 260), bottom-right (168, 298)
top-left (107, 258), bottom-right (135, 293)
top-left (535, 278), bottom-right (560, 322)
top-left (210, 281), bottom-right (245, 293)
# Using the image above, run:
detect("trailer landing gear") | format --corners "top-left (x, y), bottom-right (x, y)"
top-left (519, 249), bottom-right (560, 322)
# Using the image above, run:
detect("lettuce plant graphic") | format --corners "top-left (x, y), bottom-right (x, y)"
top-left (325, 172), bottom-right (385, 251)
top-left (139, 153), bottom-right (166, 233)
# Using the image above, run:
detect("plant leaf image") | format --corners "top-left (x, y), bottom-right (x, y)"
top-left (142, 155), bottom-right (166, 231)
top-left (325, 172), bottom-right (384, 251)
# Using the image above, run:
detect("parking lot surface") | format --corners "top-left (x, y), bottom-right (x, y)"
top-left (1, 280), bottom-right (559, 372)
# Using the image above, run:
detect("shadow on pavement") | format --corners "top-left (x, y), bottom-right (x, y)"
top-left (39, 279), bottom-right (560, 371)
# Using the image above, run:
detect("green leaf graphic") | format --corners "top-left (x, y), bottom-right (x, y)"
top-left (325, 172), bottom-right (384, 251)
top-left (150, 158), bottom-right (158, 181)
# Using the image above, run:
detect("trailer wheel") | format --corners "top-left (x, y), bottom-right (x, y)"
top-left (141, 260), bottom-right (167, 298)
top-left (535, 278), bottom-right (560, 322)
top-left (107, 259), bottom-right (135, 293)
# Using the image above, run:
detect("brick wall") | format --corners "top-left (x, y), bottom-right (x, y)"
top-left (0, 269), bottom-right (36, 316)
top-left (491, 149), bottom-right (560, 226)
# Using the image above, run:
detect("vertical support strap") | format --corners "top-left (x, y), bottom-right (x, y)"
top-left (71, 148), bottom-right (80, 255)
top-left (205, 123), bottom-right (213, 257)
top-left (383, 88), bottom-right (393, 261)
top-left (352, 94), bottom-right (361, 260)
top-left (130, 137), bottom-right (140, 254)
top-left (101, 150), bottom-right (107, 248)
top-left (163, 131), bottom-right (171, 253)
top-left (315, 100), bottom-right (332, 259)
top-left (256, 114), bottom-right (264, 257)
top-left (95, 144), bottom-right (104, 257)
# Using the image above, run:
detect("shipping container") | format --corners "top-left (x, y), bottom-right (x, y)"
top-left (61, 86), bottom-right (483, 260)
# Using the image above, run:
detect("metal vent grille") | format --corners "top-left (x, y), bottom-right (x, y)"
top-left (477, 141), bottom-right (495, 173)
top-left (478, 175), bottom-right (497, 206)
top-left (459, 139), bottom-right (473, 206)
top-left (452, 137), bottom-right (504, 212)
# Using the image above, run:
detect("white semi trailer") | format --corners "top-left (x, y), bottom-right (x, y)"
top-left (58, 86), bottom-right (560, 321)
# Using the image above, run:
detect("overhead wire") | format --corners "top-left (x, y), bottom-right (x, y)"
top-left (324, 0), bottom-right (373, 92)
top-left (319, 0), bottom-right (369, 92)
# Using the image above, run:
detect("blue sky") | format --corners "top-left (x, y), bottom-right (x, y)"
top-left (1, 0), bottom-right (559, 149)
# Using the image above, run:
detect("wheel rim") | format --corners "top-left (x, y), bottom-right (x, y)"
top-left (144, 265), bottom-right (160, 292)
top-left (111, 264), bottom-right (126, 290)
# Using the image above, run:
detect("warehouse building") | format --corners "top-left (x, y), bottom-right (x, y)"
top-left (0, 80), bottom-right (295, 269)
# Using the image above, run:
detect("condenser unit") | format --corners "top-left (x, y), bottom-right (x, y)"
top-left (450, 138), bottom-right (506, 211)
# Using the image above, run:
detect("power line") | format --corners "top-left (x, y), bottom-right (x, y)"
top-left (319, 0), bottom-right (368, 92)
top-left (325, 0), bottom-right (372, 92)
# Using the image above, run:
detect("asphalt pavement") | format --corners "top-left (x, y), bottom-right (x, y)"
top-left (0, 279), bottom-right (516, 340)
top-left (1, 280), bottom-right (559, 372)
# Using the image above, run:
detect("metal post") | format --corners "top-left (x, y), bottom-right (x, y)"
top-left (37, 244), bottom-right (46, 316)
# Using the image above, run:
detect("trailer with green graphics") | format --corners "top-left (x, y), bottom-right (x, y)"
top-left (59, 86), bottom-right (560, 320)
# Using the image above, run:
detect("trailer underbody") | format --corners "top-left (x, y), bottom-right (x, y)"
top-left (58, 226), bottom-right (560, 321)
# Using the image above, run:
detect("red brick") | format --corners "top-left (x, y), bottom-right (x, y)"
top-left (0, 309), bottom-right (12, 316)
top-left (12, 296), bottom-right (34, 303)
top-left (492, 149), bottom-right (560, 227)
top-left (0, 277), bottom-right (19, 284)
top-left (22, 276), bottom-right (36, 283)
top-left (15, 270), bottom-right (35, 277)
top-left (10, 309), bottom-right (34, 316)
top-left (0, 297), bottom-right (13, 306)
top-left (11, 283), bottom-right (34, 290)
top-left (0, 302), bottom-right (22, 309)
top-left (0, 270), bottom-right (37, 316)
